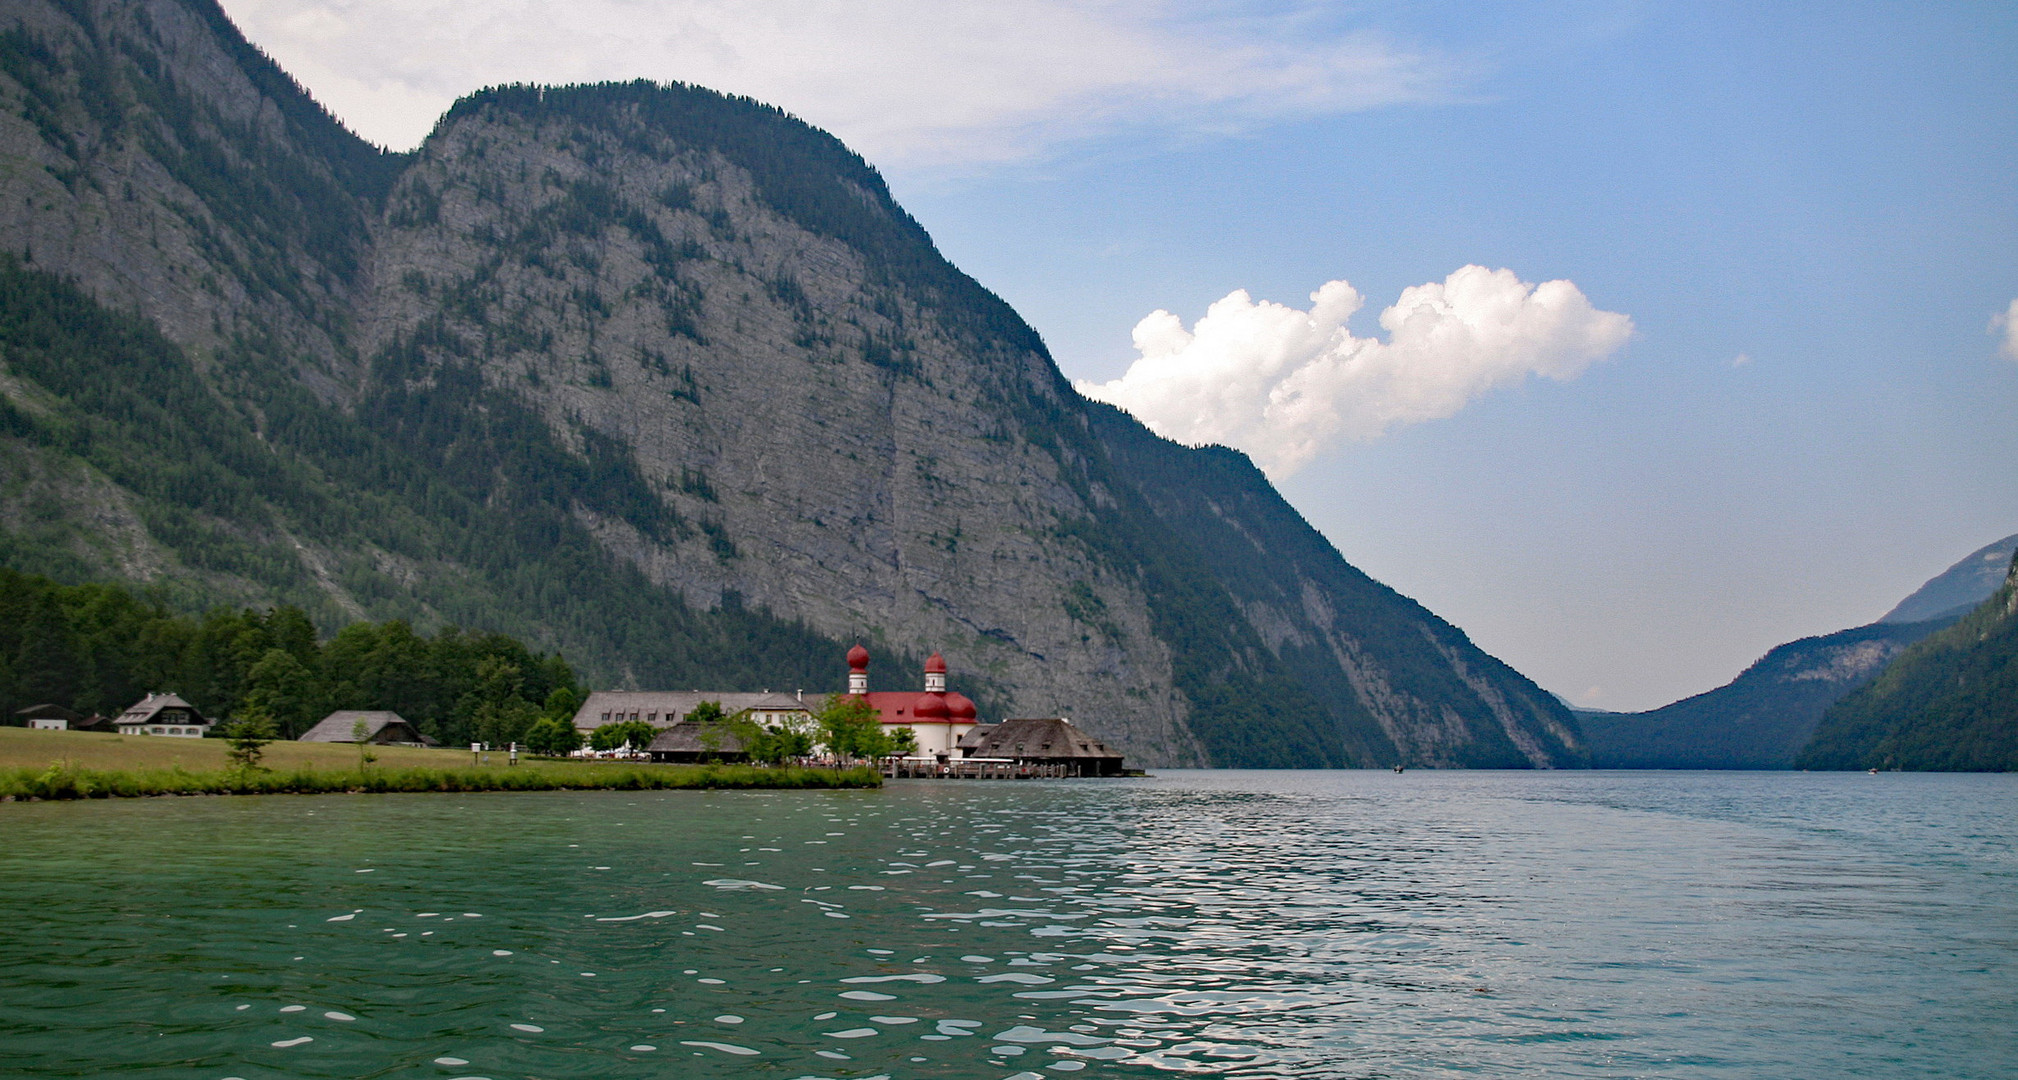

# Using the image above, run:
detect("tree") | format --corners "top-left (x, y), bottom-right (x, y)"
top-left (224, 709), bottom-right (278, 772)
top-left (245, 647), bottom-right (321, 738)
top-left (889, 726), bottom-right (918, 757)
top-left (542, 684), bottom-right (585, 723)
top-left (815, 695), bottom-right (887, 763)
top-left (742, 719), bottom-right (814, 765)
top-left (524, 717), bottom-right (583, 756)
top-left (461, 656), bottom-right (542, 749)
top-left (590, 720), bottom-right (656, 753)
top-left (350, 716), bottom-right (376, 769)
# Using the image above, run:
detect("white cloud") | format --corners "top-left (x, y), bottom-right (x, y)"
top-left (218, 0), bottom-right (1456, 166)
top-left (1993, 298), bottom-right (2018, 362)
top-left (1075, 266), bottom-right (1633, 478)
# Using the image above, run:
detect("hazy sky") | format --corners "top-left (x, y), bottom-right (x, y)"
top-left (220, 0), bottom-right (2018, 710)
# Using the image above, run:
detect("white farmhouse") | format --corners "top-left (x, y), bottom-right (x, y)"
top-left (113, 693), bottom-right (210, 737)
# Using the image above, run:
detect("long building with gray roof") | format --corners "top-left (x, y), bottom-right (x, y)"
top-left (571, 691), bottom-right (809, 732)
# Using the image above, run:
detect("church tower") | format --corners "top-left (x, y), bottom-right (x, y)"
top-left (847, 644), bottom-right (870, 695)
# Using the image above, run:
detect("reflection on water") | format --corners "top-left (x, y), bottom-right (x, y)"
top-left (0, 770), bottom-right (2012, 1078)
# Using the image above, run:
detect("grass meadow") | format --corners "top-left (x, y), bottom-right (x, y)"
top-left (0, 728), bottom-right (879, 799)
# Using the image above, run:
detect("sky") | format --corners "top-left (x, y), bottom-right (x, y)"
top-left (219, 0), bottom-right (2018, 711)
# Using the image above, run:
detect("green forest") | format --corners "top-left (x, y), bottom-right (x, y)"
top-left (0, 567), bottom-right (580, 746)
top-left (1798, 554), bottom-right (2018, 771)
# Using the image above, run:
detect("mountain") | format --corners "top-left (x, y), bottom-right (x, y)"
top-left (1798, 552), bottom-right (2018, 771)
top-left (1580, 532), bottom-right (2014, 768)
top-left (0, 0), bottom-right (1587, 767)
top-left (1577, 618), bottom-right (1954, 768)
top-left (1878, 533), bottom-right (2018, 624)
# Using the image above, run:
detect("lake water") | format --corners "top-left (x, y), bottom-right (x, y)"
top-left (0, 770), bottom-right (2012, 1079)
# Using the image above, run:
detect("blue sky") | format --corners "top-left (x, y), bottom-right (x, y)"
top-left (225, 0), bottom-right (2017, 710)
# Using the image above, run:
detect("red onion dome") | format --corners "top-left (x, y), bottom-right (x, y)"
top-left (846, 643), bottom-right (870, 672)
top-left (945, 692), bottom-right (977, 721)
top-left (914, 692), bottom-right (950, 720)
top-left (924, 652), bottom-right (947, 674)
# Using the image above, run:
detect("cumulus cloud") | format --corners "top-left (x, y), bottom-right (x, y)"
top-left (1075, 266), bottom-right (1633, 478)
top-left (1993, 299), bottom-right (2018, 362)
top-left (219, 0), bottom-right (1455, 165)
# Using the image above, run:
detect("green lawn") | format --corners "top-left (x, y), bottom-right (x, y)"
top-left (0, 728), bottom-right (878, 799)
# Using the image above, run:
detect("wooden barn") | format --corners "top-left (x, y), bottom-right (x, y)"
top-left (298, 711), bottom-right (436, 746)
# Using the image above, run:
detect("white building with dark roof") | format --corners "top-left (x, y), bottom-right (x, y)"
top-left (113, 694), bottom-right (209, 738)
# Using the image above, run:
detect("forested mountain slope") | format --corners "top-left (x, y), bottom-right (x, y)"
top-left (1578, 618), bottom-right (1954, 769)
top-left (1579, 531), bottom-right (2014, 769)
top-left (1799, 553), bottom-right (2018, 771)
top-left (0, 0), bottom-right (1586, 767)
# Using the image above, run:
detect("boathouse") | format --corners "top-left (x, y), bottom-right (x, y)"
top-left (958, 717), bottom-right (1126, 776)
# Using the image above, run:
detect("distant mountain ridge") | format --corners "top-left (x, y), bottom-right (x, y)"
top-left (1578, 618), bottom-right (1955, 769)
top-left (1582, 531), bottom-right (2014, 769)
top-left (0, 0), bottom-right (1587, 767)
top-left (1879, 533), bottom-right (2018, 624)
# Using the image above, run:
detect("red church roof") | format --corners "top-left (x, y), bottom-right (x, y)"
top-left (853, 692), bottom-right (972, 726)
top-left (838, 647), bottom-right (977, 725)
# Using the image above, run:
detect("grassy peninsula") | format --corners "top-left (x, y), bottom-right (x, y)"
top-left (0, 729), bottom-right (878, 800)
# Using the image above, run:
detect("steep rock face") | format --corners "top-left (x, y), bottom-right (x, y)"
top-left (0, 0), bottom-right (1589, 767)
top-left (0, 0), bottom-right (398, 386)
top-left (1086, 405), bottom-right (1581, 768)
top-left (354, 88), bottom-right (1200, 764)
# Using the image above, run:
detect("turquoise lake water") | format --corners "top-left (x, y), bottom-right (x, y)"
top-left (0, 770), bottom-right (2012, 1079)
